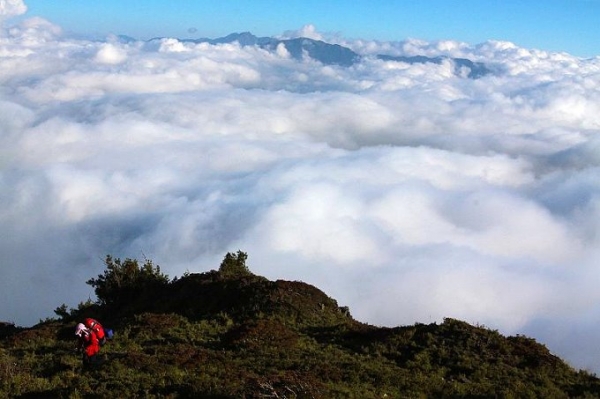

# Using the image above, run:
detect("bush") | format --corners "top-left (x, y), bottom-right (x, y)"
top-left (218, 251), bottom-right (252, 278)
top-left (86, 255), bottom-right (170, 307)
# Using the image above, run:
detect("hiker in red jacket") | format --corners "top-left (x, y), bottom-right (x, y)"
top-left (84, 317), bottom-right (106, 345)
top-left (75, 323), bottom-right (100, 367)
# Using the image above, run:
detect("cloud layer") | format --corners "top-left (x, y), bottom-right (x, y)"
top-left (1, 11), bottom-right (600, 372)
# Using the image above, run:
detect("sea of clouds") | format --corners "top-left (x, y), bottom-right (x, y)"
top-left (2, 1), bottom-right (600, 372)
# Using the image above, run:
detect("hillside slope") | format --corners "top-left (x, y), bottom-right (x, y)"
top-left (1, 259), bottom-right (599, 398)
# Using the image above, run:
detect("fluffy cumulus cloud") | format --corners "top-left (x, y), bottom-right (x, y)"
top-left (2, 13), bottom-right (600, 373)
top-left (0, 0), bottom-right (26, 18)
top-left (281, 24), bottom-right (323, 41)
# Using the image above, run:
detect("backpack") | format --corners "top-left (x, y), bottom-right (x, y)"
top-left (84, 318), bottom-right (113, 346)
top-left (84, 318), bottom-right (105, 340)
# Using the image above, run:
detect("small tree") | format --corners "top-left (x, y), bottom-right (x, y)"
top-left (86, 255), bottom-right (170, 307)
top-left (53, 299), bottom-right (96, 320)
top-left (218, 250), bottom-right (252, 278)
top-left (53, 304), bottom-right (70, 319)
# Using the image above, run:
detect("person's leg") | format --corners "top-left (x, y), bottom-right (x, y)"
top-left (82, 353), bottom-right (98, 368)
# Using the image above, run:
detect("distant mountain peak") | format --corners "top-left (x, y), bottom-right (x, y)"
top-left (377, 54), bottom-right (491, 79)
top-left (142, 32), bottom-right (493, 77)
top-left (195, 32), bottom-right (491, 77)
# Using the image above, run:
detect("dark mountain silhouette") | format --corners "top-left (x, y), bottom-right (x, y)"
top-left (377, 54), bottom-right (491, 79)
top-left (268, 37), bottom-right (361, 67)
top-left (190, 31), bottom-right (277, 47)
top-left (182, 31), bottom-right (360, 67)
top-left (144, 31), bottom-right (493, 77)
top-left (1, 254), bottom-right (599, 398)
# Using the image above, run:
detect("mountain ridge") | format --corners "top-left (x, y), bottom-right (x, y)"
top-left (143, 31), bottom-right (492, 78)
top-left (1, 254), bottom-right (599, 397)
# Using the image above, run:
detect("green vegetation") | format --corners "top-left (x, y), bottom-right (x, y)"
top-left (218, 250), bottom-right (252, 279)
top-left (1, 251), bottom-right (599, 398)
top-left (87, 255), bottom-right (170, 308)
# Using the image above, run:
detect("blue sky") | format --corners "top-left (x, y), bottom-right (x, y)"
top-left (20, 0), bottom-right (600, 57)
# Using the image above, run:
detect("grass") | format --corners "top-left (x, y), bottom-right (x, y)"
top-left (2, 265), bottom-right (600, 398)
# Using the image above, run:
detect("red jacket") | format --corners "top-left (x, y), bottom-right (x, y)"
top-left (84, 318), bottom-right (105, 341)
top-left (79, 330), bottom-right (100, 357)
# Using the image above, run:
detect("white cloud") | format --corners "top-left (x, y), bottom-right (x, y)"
top-left (281, 24), bottom-right (323, 41)
top-left (5, 16), bottom-right (61, 43)
top-left (95, 43), bottom-right (127, 65)
top-left (2, 12), bottom-right (600, 373)
top-left (0, 0), bottom-right (26, 18)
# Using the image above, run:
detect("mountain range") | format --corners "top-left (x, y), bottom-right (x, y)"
top-left (134, 32), bottom-right (492, 79)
